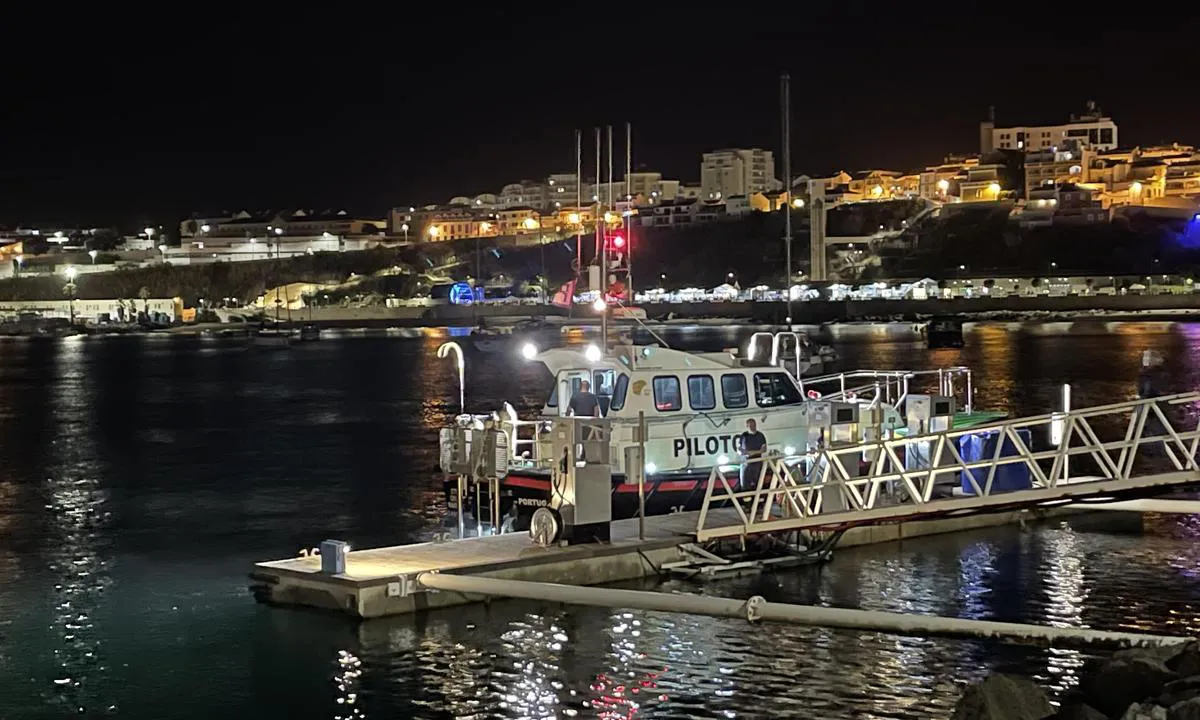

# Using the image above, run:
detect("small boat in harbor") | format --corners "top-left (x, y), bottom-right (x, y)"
top-left (253, 325), bottom-right (292, 349)
top-left (439, 333), bottom-right (992, 530)
top-left (926, 316), bottom-right (965, 349)
top-left (297, 323), bottom-right (321, 342)
top-left (468, 318), bottom-right (547, 353)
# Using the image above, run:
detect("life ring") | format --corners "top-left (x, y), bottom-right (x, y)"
top-left (806, 389), bottom-right (822, 400)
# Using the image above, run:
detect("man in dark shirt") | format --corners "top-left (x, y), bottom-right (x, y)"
top-left (1138, 350), bottom-right (1166, 401)
top-left (567, 380), bottom-right (601, 417)
top-left (738, 419), bottom-right (768, 484)
top-left (1138, 350), bottom-right (1168, 456)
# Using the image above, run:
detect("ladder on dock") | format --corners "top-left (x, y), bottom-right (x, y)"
top-left (695, 392), bottom-right (1200, 542)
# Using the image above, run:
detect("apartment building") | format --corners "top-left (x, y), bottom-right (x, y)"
top-left (1024, 143), bottom-right (1091, 198)
top-left (981, 102), bottom-right (1118, 154)
top-left (699, 148), bottom-right (776, 200)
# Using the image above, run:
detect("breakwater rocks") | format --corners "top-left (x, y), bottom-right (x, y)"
top-left (953, 641), bottom-right (1200, 720)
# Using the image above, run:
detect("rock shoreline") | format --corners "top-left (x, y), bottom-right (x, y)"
top-left (954, 641), bottom-right (1200, 720)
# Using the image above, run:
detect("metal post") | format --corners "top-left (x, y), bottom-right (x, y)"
top-left (600, 127), bottom-right (612, 353)
top-left (607, 125), bottom-right (614, 214)
top-left (1063, 383), bottom-right (1071, 481)
top-left (475, 480), bottom-right (483, 537)
top-left (594, 128), bottom-right (602, 286)
top-left (781, 72), bottom-right (793, 325)
top-left (966, 369), bottom-right (974, 414)
top-left (638, 411), bottom-right (647, 540)
top-left (626, 121), bottom-right (634, 299)
top-left (575, 129), bottom-right (582, 272)
top-left (492, 477), bottom-right (501, 535)
top-left (625, 122), bottom-right (632, 201)
top-left (456, 475), bottom-right (465, 539)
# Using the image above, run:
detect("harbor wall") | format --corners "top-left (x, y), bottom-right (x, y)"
top-left (292, 293), bottom-right (1200, 327)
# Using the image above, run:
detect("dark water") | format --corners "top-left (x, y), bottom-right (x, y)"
top-left (3, 323), bottom-right (1200, 719)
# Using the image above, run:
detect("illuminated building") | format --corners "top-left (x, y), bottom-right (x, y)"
top-left (981, 101), bottom-right (1118, 153)
top-left (1024, 142), bottom-right (1093, 198)
top-left (700, 148), bottom-right (777, 201)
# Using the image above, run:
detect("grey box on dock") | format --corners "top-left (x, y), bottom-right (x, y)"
top-left (320, 540), bottom-right (348, 574)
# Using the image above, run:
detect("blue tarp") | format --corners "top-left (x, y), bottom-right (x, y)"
top-left (958, 429), bottom-right (1033, 494)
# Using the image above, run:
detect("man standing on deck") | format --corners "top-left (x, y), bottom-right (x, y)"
top-left (1138, 350), bottom-right (1169, 457)
top-left (737, 419), bottom-right (768, 485)
top-left (567, 380), bottom-right (601, 417)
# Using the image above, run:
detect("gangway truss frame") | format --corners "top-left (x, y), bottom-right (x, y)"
top-left (695, 392), bottom-right (1200, 542)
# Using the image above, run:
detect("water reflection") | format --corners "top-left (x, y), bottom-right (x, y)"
top-left (43, 339), bottom-right (113, 715)
top-left (333, 649), bottom-right (365, 719)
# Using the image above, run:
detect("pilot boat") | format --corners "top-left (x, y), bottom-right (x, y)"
top-left (439, 334), bottom-right (995, 530)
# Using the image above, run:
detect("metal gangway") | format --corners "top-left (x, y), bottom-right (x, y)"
top-left (695, 392), bottom-right (1200, 542)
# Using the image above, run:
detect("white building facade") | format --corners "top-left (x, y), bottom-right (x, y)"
top-left (700, 148), bottom-right (776, 201)
top-left (982, 103), bottom-right (1118, 154)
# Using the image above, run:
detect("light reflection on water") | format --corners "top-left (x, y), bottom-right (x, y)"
top-left (1, 325), bottom-right (1200, 717)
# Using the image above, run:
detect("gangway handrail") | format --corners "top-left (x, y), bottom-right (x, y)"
top-left (695, 392), bottom-right (1200, 541)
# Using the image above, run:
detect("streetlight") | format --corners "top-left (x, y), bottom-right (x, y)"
top-left (88, 249), bottom-right (98, 264)
top-left (937, 179), bottom-right (950, 195)
top-left (158, 244), bottom-right (167, 262)
top-left (523, 217), bottom-right (538, 231)
top-left (568, 212), bottom-right (581, 225)
top-left (14, 255), bottom-right (23, 277)
top-left (144, 227), bottom-right (155, 238)
top-left (200, 224), bottom-right (211, 233)
top-left (274, 227), bottom-right (283, 236)
top-left (791, 198), bottom-right (805, 208)
top-left (64, 266), bottom-right (77, 324)
top-left (428, 226), bottom-right (440, 240)
top-left (988, 182), bottom-right (1001, 200)
top-left (401, 223), bottom-right (409, 242)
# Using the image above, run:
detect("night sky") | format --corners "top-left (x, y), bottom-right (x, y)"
top-left (4, 10), bottom-right (1197, 229)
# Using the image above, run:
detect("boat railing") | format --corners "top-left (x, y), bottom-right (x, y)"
top-left (798, 367), bottom-right (973, 414)
top-left (747, 331), bottom-right (813, 379)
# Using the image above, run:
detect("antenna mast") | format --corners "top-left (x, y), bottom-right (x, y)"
top-left (781, 72), bottom-right (793, 325)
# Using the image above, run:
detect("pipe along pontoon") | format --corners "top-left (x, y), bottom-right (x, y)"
top-left (438, 331), bottom-right (1002, 533)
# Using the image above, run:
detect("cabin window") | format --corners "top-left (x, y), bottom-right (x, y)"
top-left (610, 373), bottom-right (629, 411)
top-left (593, 369), bottom-right (616, 415)
top-left (753, 373), bottom-right (804, 407)
top-left (652, 376), bottom-right (682, 412)
top-left (592, 369), bottom-right (615, 397)
top-left (687, 375), bottom-right (716, 411)
top-left (548, 383), bottom-right (558, 407)
top-left (721, 374), bottom-right (749, 409)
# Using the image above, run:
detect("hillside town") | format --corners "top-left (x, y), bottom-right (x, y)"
top-left (0, 104), bottom-right (1197, 302)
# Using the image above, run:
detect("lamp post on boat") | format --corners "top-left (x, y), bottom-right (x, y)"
top-left (437, 341), bottom-right (466, 414)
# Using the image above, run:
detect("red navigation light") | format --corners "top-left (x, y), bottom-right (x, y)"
top-left (611, 234), bottom-right (625, 249)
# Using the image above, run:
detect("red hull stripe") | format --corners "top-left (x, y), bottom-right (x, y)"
top-left (502, 475), bottom-right (739, 493)
top-left (504, 475), bottom-right (552, 491)
top-left (615, 480), bottom-right (700, 493)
